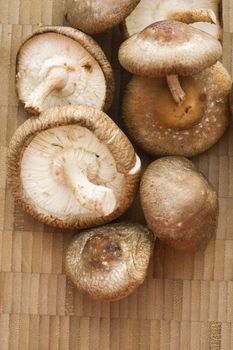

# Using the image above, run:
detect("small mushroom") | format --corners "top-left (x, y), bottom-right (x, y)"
top-left (119, 20), bottom-right (222, 104)
top-left (66, 0), bottom-right (141, 34)
top-left (65, 222), bottom-right (154, 301)
top-left (124, 0), bottom-right (222, 39)
top-left (16, 26), bottom-right (114, 114)
top-left (122, 62), bottom-right (231, 157)
top-left (140, 156), bottom-right (218, 251)
top-left (8, 105), bottom-right (141, 229)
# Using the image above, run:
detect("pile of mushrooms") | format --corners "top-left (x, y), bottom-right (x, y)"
top-left (124, 0), bottom-right (222, 39)
top-left (120, 20), bottom-right (231, 157)
top-left (7, 3), bottom-right (232, 302)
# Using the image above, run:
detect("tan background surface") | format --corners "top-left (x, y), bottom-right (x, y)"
top-left (1, 0), bottom-right (233, 349)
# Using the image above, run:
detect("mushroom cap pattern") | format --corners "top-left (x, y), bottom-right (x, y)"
top-left (124, 0), bottom-right (222, 39)
top-left (140, 156), bottom-right (218, 251)
top-left (8, 105), bottom-right (141, 229)
top-left (65, 222), bottom-right (154, 301)
top-left (16, 26), bottom-right (114, 114)
top-left (119, 20), bottom-right (222, 78)
top-left (66, 0), bottom-right (140, 34)
top-left (122, 62), bottom-right (231, 157)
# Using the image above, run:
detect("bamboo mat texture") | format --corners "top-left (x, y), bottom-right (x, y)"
top-left (1, 0), bottom-right (233, 349)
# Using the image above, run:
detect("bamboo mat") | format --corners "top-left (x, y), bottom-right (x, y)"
top-left (1, 0), bottom-right (233, 349)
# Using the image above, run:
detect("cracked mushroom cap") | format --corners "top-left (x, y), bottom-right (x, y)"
top-left (16, 26), bottom-right (114, 114)
top-left (119, 20), bottom-right (222, 78)
top-left (140, 157), bottom-right (218, 251)
top-left (8, 105), bottom-right (141, 229)
top-left (124, 0), bottom-right (222, 39)
top-left (122, 62), bottom-right (231, 157)
top-left (66, 0), bottom-right (141, 34)
top-left (65, 222), bottom-right (154, 301)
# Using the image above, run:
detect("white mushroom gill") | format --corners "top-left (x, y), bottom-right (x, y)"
top-left (20, 125), bottom-right (125, 217)
top-left (17, 33), bottom-right (106, 112)
top-left (125, 0), bottom-right (220, 38)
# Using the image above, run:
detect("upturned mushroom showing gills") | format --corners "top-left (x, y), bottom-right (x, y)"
top-left (119, 20), bottom-right (222, 104)
top-left (124, 0), bottom-right (222, 39)
top-left (16, 26), bottom-right (114, 114)
top-left (122, 62), bottom-right (231, 157)
top-left (140, 157), bottom-right (218, 251)
top-left (8, 105), bottom-right (141, 229)
top-left (65, 223), bottom-right (154, 301)
top-left (66, 0), bottom-right (140, 34)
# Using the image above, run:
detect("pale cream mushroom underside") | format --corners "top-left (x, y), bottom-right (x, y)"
top-left (16, 26), bottom-right (114, 114)
top-left (124, 0), bottom-right (222, 39)
top-left (8, 105), bottom-right (141, 229)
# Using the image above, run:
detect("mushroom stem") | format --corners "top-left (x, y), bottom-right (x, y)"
top-left (169, 8), bottom-right (217, 24)
top-left (25, 67), bottom-right (68, 112)
top-left (166, 75), bottom-right (186, 104)
top-left (63, 159), bottom-right (117, 216)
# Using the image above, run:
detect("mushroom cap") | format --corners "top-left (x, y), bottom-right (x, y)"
top-left (65, 222), bottom-right (154, 301)
top-left (8, 105), bottom-right (141, 229)
top-left (124, 0), bottom-right (222, 40)
top-left (119, 20), bottom-right (222, 77)
top-left (122, 61), bottom-right (231, 157)
top-left (16, 26), bottom-right (114, 113)
top-left (66, 0), bottom-right (140, 34)
top-left (140, 156), bottom-right (218, 251)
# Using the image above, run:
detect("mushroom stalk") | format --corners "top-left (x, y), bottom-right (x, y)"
top-left (169, 8), bottom-right (217, 24)
top-left (25, 67), bottom-right (68, 112)
top-left (63, 159), bottom-right (117, 216)
top-left (166, 75), bottom-right (186, 104)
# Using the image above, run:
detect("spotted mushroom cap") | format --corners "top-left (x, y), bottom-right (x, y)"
top-left (66, 0), bottom-right (141, 34)
top-left (122, 62), bottom-right (231, 157)
top-left (140, 156), bottom-right (218, 251)
top-left (8, 105), bottom-right (141, 229)
top-left (16, 26), bottom-right (114, 114)
top-left (119, 20), bottom-right (222, 78)
top-left (124, 0), bottom-right (222, 40)
top-left (65, 222), bottom-right (154, 301)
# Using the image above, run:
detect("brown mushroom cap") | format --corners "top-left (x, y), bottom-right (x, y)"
top-left (8, 105), bottom-right (141, 229)
top-left (65, 222), bottom-right (154, 301)
top-left (122, 62), bottom-right (231, 157)
top-left (66, 0), bottom-right (140, 34)
top-left (124, 0), bottom-right (222, 40)
top-left (140, 156), bottom-right (218, 251)
top-left (119, 20), bottom-right (222, 78)
top-left (16, 26), bottom-right (114, 114)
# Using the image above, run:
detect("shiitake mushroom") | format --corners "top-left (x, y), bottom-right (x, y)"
top-left (123, 0), bottom-right (222, 39)
top-left (119, 21), bottom-right (231, 157)
top-left (66, 0), bottom-right (141, 34)
top-left (65, 222), bottom-right (154, 301)
top-left (8, 105), bottom-right (141, 229)
top-left (16, 26), bottom-right (114, 114)
top-left (140, 156), bottom-right (218, 251)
